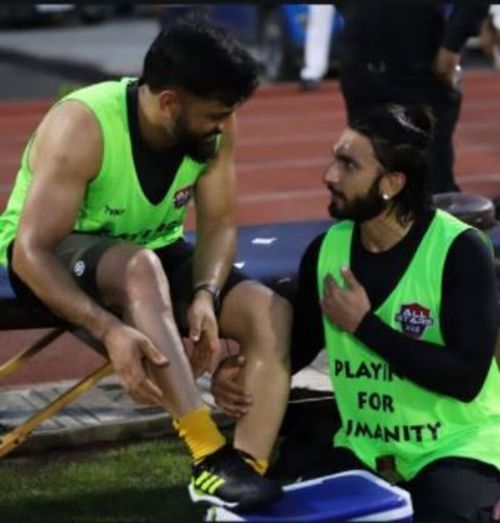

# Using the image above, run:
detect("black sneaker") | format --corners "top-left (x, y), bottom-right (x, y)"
top-left (189, 444), bottom-right (283, 510)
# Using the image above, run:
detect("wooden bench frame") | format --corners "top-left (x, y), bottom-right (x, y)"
top-left (0, 311), bottom-right (113, 458)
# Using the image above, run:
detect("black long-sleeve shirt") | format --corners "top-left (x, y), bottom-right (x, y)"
top-left (290, 209), bottom-right (499, 402)
top-left (335, 2), bottom-right (490, 66)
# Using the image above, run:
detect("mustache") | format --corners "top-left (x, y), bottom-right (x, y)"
top-left (326, 184), bottom-right (344, 199)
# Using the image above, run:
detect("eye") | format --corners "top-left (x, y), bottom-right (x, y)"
top-left (207, 112), bottom-right (231, 124)
top-left (339, 156), bottom-right (355, 171)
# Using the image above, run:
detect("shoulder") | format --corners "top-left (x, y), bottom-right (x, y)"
top-left (299, 232), bottom-right (328, 274)
top-left (450, 227), bottom-right (492, 257)
top-left (445, 227), bottom-right (494, 277)
top-left (29, 100), bottom-right (103, 182)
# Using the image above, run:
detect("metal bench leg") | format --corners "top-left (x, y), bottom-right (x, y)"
top-left (0, 361), bottom-right (113, 459)
top-left (0, 327), bottom-right (67, 379)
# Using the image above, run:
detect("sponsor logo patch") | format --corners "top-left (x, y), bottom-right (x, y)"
top-left (395, 303), bottom-right (434, 339)
top-left (173, 185), bottom-right (194, 209)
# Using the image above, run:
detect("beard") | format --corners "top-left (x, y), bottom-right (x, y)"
top-left (327, 175), bottom-right (388, 223)
top-left (171, 113), bottom-right (219, 163)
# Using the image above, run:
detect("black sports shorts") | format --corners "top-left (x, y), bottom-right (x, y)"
top-left (7, 233), bottom-right (249, 332)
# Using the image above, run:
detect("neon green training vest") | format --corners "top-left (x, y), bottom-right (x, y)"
top-left (318, 210), bottom-right (500, 481)
top-left (0, 77), bottom-right (210, 268)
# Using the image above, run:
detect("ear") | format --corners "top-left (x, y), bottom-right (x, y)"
top-left (157, 89), bottom-right (180, 121)
top-left (380, 171), bottom-right (406, 200)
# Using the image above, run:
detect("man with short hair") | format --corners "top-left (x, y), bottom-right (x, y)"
top-left (212, 104), bottom-right (500, 521)
top-left (0, 14), bottom-right (290, 510)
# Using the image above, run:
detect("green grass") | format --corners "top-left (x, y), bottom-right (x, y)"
top-left (0, 439), bottom-right (207, 522)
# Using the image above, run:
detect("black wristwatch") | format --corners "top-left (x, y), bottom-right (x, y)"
top-left (192, 283), bottom-right (221, 313)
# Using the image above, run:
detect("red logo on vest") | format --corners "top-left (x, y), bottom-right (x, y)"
top-left (173, 185), bottom-right (194, 209)
top-left (395, 303), bottom-right (434, 339)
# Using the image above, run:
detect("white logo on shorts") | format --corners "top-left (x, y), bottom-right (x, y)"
top-left (73, 260), bottom-right (86, 277)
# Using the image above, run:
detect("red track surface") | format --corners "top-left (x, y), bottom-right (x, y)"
top-left (1, 73), bottom-right (500, 386)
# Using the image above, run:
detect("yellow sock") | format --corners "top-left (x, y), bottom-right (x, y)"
top-left (244, 456), bottom-right (269, 476)
top-left (173, 406), bottom-right (226, 463)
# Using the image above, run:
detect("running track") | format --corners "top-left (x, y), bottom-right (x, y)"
top-left (1, 72), bottom-right (500, 386)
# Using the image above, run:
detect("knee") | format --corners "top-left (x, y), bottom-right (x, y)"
top-left (124, 249), bottom-right (170, 303)
top-left (226, 283), bottom-right (292, 360)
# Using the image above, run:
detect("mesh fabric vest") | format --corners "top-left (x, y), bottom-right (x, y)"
top-left (0, 78), bottom-right (209, 267)
top-left (317, 210), bottom-right (500, 480)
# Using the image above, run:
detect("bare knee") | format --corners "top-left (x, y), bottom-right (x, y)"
top-left (124, 249), bottom-right (171, 305)
top-left (221, 281), bottom-right (292, 360)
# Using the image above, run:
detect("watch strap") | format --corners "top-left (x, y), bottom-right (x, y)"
top-left (192, 283), bottom-right (221, 313)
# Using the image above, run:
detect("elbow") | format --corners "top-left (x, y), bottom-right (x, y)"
top-left (455, 387), bottom-right (480, 403)
top-left (11, 240), bottom-right (28, 274)
top-left (11, 238), bottom-right (39, 281)
top-left (453, 372), bottom-right (488, 403)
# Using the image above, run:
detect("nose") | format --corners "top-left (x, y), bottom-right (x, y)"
top-left (322, 162), bottom-right (339, 185)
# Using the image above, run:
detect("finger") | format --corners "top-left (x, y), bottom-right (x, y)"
top-left (190, 347), bottom-right (210, 377)
top-left (141, 340), bottom-right (169, 367)
top-left (130, 387), bottom-right (162, 406)
top-left (324, 275), bottom-right (341, 298)
top-left (217, 399), bottom-right (251, 419)
top-left (201, 318), bottom-right (220, 352)
top-left (127, 378), bottom-right (163, 405)
top-left (188, 309), bottom-right (203, 343)
top-left (322, 279), bottom-right (337, 303)
top-left (217, 375), bottom-right (251, 398)
top-left (140, 377), bottom-right (165, 403)
top-left (128, 362), bottom-right (164, 403)
top-left (324, 273), bottom-right (339, 288)
top-left (213, 383), bottom-right (253, 404)
top-left (341, 266), bottom-right (360, 289)
top-left (219, 355), bottom-right (246, 378)
top-left (224, 393), bottom-right (253, 406)
top-left (200, 323), bottom-right (221, 370)
top-left (320, 298), bottom-right (336, 322)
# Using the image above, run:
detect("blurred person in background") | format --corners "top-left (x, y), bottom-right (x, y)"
top-left (299, 4), bottom-right (336, 91)
top-left (333, 1), bottom-right (489, 194)
top-left (479, 5), bottom-right (500, 71)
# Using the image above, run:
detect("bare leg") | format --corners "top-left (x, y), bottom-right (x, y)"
top-left (218, 280), bottom-right (292, 461)
top-left (96, 244), bottom-right (202, 417)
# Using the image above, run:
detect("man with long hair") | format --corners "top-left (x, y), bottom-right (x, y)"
top-left (213, 104), bottom-right (500, 521)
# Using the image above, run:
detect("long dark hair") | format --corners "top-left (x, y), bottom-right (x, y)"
top-left (351, 104), bottom-right (436, 225)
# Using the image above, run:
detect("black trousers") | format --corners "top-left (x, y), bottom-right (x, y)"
top-left (339, 65), bottom-right (462, 194)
